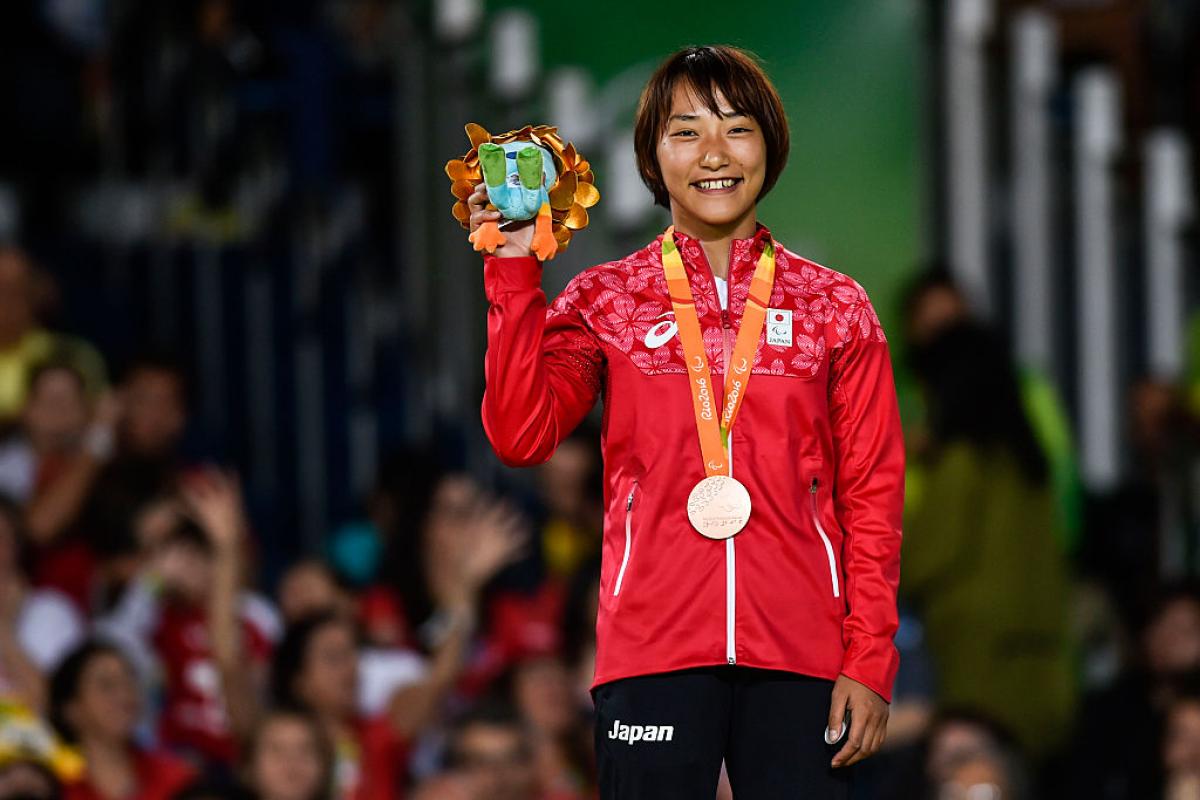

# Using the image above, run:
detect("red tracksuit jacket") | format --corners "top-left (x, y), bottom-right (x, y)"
top-left (481, 221), bottom-right (905, 702)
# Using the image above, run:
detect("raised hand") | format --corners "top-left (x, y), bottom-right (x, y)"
top-left (179, 466), bottom-right (246, 553)
top-left (467, 182), bottom-right (536, 259)
top-left (457, 494), bottom-right (529, 593)
top-left (423, 476), bottom-right (531, 610)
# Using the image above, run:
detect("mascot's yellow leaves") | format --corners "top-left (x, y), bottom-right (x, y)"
top-left (446, 123), bottom-right (599, 261)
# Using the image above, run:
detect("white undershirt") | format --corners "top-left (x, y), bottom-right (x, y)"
top-left (713, 274), bottom-right (728, 310)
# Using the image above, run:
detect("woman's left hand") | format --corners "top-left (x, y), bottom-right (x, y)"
top-left (827, 674), bottom-right (889, 768)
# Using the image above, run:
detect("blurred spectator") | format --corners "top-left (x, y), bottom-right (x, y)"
top-left (1068, 581), bottom-right (1200, 797)
top-left (241, 708), bottom-right (333, 800)
top-left (269, 482), bottom-right (526, 800)
top-left (95, 469), bottom-right (277, 770)
top-left (330, 450), bottom-right (447, 651)
top-left (923, 711), bottom-right (1028, 791)
top-left (902, 320), bottom-right (1077, 760)
top-left (1163, 677), bottom-right (1200, 800)
top-left (49, 641), bottom-right (195, 800)
top-left (0, 363), bottom-right (93, 505)
top-left (270, 612), bottom-right (405, 800)
top-left (504, 657), bottom-right (592, 799)
top-left (1082, 378), bottom-right (1200, 619)
top-left (879, 709), bottom-right (1030, 800)
top-left (0, 362), bottom-right (119, 610)
top-left (275, 557), bottom-right (427, 723)
top-left (936, 754), bottom-right (1019, 800)
top-left (442, 703), bottom-right (538, 800)
top-left (343, 466), bottom-right (554, 702)
top-left (76, 353), bottom-right (192, 595)
top-left (533, 425), bottom-right (601, 582)
top-left (278, 560), bottom-right (356, 626)
top-left (1143, 583), bottom-right (1200, 694)
top-left (0, 247), bottom-right (107, 426)
top-left (0, 493), bottom-right (83, 710)
top-left (901, 269), bottom-right (1082, 555)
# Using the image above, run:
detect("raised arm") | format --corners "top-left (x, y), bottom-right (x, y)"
top-left (481, 255), bottom-right (604, 467)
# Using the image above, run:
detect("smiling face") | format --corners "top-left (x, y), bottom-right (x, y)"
top-left (654, 81), bottom-right (767, 237)
top-left (66, 650), bottom-right (142, 744)
top-left (294, 620), bottom-right (359, 719)
top-left (248, 713), bottom-right (330, 800)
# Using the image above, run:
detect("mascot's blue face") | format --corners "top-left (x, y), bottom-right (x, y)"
top-left (477, 141), bottom-right (559, 221)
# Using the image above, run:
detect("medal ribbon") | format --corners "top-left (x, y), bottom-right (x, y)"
top-left (661, 225), bottom-right (776, 477)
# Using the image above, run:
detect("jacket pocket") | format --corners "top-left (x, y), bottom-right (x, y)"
top-left (809, 476), bottom-right (841, 598)
top-left (613, 480), bottom-right (639, 596)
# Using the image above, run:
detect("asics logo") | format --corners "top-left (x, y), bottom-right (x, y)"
top-left (644, 313), bottom-right (678, 349)
top-left (608, 719), bottom-right (675, 744)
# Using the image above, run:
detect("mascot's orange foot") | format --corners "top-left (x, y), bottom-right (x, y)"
top-left (531, 223), bottom-right (558, 262)
top-left (469, 220), bottom-right (506, 252)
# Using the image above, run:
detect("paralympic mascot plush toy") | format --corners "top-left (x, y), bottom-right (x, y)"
top-left (446, 123), bottom-right (599, 262)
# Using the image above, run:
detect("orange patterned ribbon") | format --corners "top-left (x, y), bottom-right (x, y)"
top-left (660, 225), bottom-right (776, 477)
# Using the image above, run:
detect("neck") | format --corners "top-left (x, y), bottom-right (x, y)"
top-left (81, 736), bottom-right (135, 795)
top-left (669, 205), bottom-right (757, 281)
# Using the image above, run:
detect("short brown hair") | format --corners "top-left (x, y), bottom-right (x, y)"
top-left (634, 45), bottom-right (790, 209)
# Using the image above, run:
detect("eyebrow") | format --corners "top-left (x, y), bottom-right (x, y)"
top-left (669, 111), bottom-right (747, 122)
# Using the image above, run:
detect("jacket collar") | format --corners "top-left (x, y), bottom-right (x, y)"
top-left (658, 220), bottom-right (774, 277)
top-left (653, 222), bottom-right (775, 317)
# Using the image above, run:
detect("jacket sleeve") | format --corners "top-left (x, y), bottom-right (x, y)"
top-left (827, 284), bottom-right (905, 703)
top-left (481, 254), bottom-right (605, 467)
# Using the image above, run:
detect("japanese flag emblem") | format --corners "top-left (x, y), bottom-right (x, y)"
top-left (766, 308), bottom-right (793, 347)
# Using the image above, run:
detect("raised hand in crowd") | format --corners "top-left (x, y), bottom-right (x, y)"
top-left (179, 465), bottom-right (259, 741)
top-left (389, 475), bottom-right (530, 738)
top-left (423, 475), bottom-right (530, 614)
top-left (179, 465), bottom-right (246, 554)
top-left (24, 385), bottom-right (123, 547)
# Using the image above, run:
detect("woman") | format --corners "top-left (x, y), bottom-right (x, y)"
top-left (241, 708), bottom-right (334, 800)
top-left (901, 321), bottom-right (1076, 761)
top-left (268, 481), bottom-right (526, 800)
top-left (49, 641), bottom-right (195, 800)
top-left (0, 362), bottom-right (120, 611)
top-left (471, 45), bottom-right (904, 798)
top-left (270, 612), bottom-right (409, 800)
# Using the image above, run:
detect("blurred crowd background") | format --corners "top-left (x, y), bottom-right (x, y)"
top-left (0, 0), bottom-right (1197, 798)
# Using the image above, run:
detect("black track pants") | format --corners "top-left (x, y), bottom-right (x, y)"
top-left (592, 666), bottom-right (853, 799)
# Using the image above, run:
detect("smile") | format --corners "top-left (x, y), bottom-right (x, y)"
top-left (691, 177), bottom-right (742, 194)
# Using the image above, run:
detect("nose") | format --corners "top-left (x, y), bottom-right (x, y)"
top-left (699, 144), bottom-right (729, 170)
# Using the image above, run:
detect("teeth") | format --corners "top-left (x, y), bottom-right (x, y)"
top-left (696, 178), bottom-right (737, 190)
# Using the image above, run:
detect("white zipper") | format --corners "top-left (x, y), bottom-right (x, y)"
top-left (809, 477), bottom-right (841, 598)
top-left (726, 437), bottom-right (737, 664)
top-left (613, 481), bottom-right (637, 596)
top-left (722, 307), bottom-right (737, 666)
top-left (699, 243), bottom-right (737, 666)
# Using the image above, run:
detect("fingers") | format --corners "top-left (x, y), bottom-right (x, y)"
top-left (831, 711), bottom-right (861, 768)
top-left (825, 686), bottom-right (847, 747)
top-left (831, 705), bottom-right (888, 768)
top-left (468, 181), bottom-right (500, 231)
